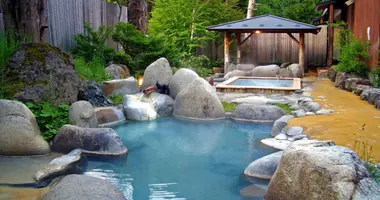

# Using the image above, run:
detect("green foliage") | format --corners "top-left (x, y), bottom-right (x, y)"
top-left (255, 0), bottom-right (321, 23)
top-left (109, 94), bottom-right (123, 105)
top-left (74, 56), bottom-right (111, 82)
top-left (274, 104), bottom-right (294, 115)
top-left (222, 101), bottom-right (238, 112)
top-left (149, 0), bottom-right (243, 60)
top-left (374, 51), bottom-right (380, 87)
top-left (72, 23), bottom-right (115, 63)
top-left (333, 21), bottom-right (352, 54)
top-left (112, 22), bottom-right (169, 72)
top-left (178, 54), bottom-right (212, 77)
top-left (335, 38), bottom-right (370, 76)
top-left (25, 102), bottom-right (69, 141)
top-left (365, 162), bottom-right (380, 185)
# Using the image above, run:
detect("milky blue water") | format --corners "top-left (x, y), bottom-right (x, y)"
top-left (84, 117), bottom-right (276, 200)
top-left (230, 79), bottom-right (293, 88)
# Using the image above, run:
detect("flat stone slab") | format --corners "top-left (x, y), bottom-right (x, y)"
top-left (261, 138), bottom-right (292, 150)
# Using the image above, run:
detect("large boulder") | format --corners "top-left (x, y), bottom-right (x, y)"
top-left (367, 88), bottom-right (380, 105)
top-left (271, 115), bottom-right (294, 137)
top-left (105, 64), bottom-right (130, 79)
top-left (280, 62), bottom-right (291, 69)
top-left (236, 64), bottom-right (256, 71)
top-left (244, 151), bottom-right (283, 180)
top-left (51, 125), bottom-right (128, 156)
top-left (328, 66), bottom-right (337, 82)
top-left (360, 88), bottom-right (372, 100)
top-left (101, 77), bottom-right (139, 97)
top-left (169, 68), bottom-right (199, 99)
top-left (223, 70), bottom-right (248, 79)
top-left (2, 43), bottom-right (79, 105)
top-left (0, 100), bottom-right (50, 156)
top-left (279, 68), bottom-right (293, 77)
top-left (173, 78), bottom-right (225, 120)
top-left (78, 80), bottom-right (113, 107)
top-left (344, 78), bottom-right (372, 92)
top-left (95, 107), bottom-right (126, 126)
top-left (123, 94), bottom-right (157, 121)
top-left (335, 72), bottom-right (360, 90)
top-left (288, 63), bottom-right (302, 78)
top-left (141, 58), bottom-right (172, 90)
top-left (141, 92), bottom-right (174, 117)
top-left (34, 149), bottom-right (86, 183)
top-left (299, 101), bottom-right (321, 112)
top-left (265, 140), bottom-right (380, 200)
top-left (232, 104), bottom-right (285, 122)
top-left (251, 65), bottom-right (280, 77)
top-left (41, 174), bottom-right (126, 200)
top-left (69, 101), bottom-right (98, 128)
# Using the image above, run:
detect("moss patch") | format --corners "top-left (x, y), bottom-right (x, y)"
top-left (222, 101), bottom-right (238, 112)
top-left (21, 42), bottom-right (71, 66)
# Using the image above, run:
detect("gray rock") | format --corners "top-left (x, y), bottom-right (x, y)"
top-left (244, 151), bottom-right (283, 180)
top-left (141, 92), bottom-right (174, 117)
top-left (0, 100), bottom-right (50, 156)
top-left (288, 63), bottom-right (302, 78)
top-left (41, 174), bottom-right (126, 200)
top-left (78, 80), bottom-right (113, 107)
top-left (52, 125), bottom-right (128, 156)
top-left (261, 138), bottom-right (292, 150)
top-left (105, 64), bottom-right (130, 79)
top-left (305, 112), bottom-right (316, 116)
top-left (300, 101), bottom-right (321, 112)
top-left (316, 109), bottom-right (333, 115)
top-left (354, 85), bottom-right (372, 96)
top-left (288, 134), bottom-right (308, 142)
top-left (328, 67), bottom-right (337, 82)
top-left (169, 68), bottom-right (199, 99)
top-left (294, 90), bottom-right (304, 94)
top-left (352, 178), bottom-right (380, 199)
top-left (69, 101), bottom-right (98, 128)
top-left (360, 88), bottom-right (372, 100)
top-left (280, 62), bottom-right (291, 69)
top-left (274, 133), bottom-right (288, 140)
top-left (101, 77), bottom-right (139, 97)
top-left (286, 126), bottom-right (303, 136)
top-left (232, 104), bottom-right (285, 122)
top-left (289, 104), bottom-right (300, 110)
top-left (265, 140), bottom-right (378, 200)
top-left (123, 94), bottom-right (157, 121)
top-left (279, 68), bottom-right (293, 77)
top-left (141, 58), bottom-right (172, 90)
top-left (236, 64), bottom-right (256, 71)
top-left (223, 70), bottom-right (248, 79)
top-left (345, 78), bottom-right (372, 92)
top-left (34, 149), bottom-right (85, 183)
top-left (251, 65), bottom-right (280, 77)
top-left (376, 100), bottom-right (380, 110)
top-left (367, 88), bottom-right (380, 105)
top-left (173, 78), bottom-right (225, 120)
top-left (2, 43), bottom-right (79, 105)
top-left (291, 109), bottom-right (306, 118)
top-left (95, 107), bottom-right (126, 126)
top-left (335, 72), bottom-right (360, 90)
top-left (271, 115), bottom-right (294, 137)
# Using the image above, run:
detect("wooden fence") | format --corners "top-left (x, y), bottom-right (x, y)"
top-left (198, 25), bottom-right (328, 67)
top-left (47, 0), bottom-right (127, 51)
top-left (0, 11), bottom-right (3, 31)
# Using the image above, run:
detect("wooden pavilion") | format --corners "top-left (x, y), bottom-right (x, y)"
top-left (206, 14), bottom-right (321, 74)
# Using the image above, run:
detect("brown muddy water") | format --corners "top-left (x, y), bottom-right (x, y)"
top-left (289, 78), bottom-right (380, 162)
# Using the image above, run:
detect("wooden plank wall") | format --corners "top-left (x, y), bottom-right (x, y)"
top-left (0, 11), bottom-right (3, 31)
top-left (47, 0), bottom-right (127, 51)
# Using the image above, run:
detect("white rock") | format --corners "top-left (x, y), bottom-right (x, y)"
top-left (275, 133), bottom-right (288, 140)
top-left (286, 126), bottom-right (303, 136)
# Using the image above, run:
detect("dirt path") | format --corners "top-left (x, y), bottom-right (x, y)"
top-left (289, 78), bottom-right (380, 162)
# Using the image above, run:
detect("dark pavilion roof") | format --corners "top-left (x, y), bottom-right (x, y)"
top-left (206, 14), bottom-right (321, 34)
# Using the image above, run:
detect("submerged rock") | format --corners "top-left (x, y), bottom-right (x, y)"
top-left (251, 65), bottom-right (280, 77)
top-left (0, 100), bottom-right (50, 156)
top-left (244, 151), bottom-right (283, 180)
top-left (34, 149), bottom-right (86, 183)
top-left (52, 125), bottom-right (127, 156)
top-left (41, 174), bottom-right (126, 200)
top-left (69, 101), bottom-right (98, 128)
top-left (232, 104), bottom-right (285, 122)
top-left (141, 58), bottom-right (172, 90)
top-left (265, 140), bottom-right (380, 200)
top-left (123, 94), bottom-right (158, 120)
top-left (174, 78), bottom-right (225, 120)
top-left (2, 43), bottom-right (79, 105)
top-left (271, 115), bottom-right (294, 137)
top-left (169, 68), bottom-right (199, 99)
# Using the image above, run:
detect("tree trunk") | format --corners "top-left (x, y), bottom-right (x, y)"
top-left (118, 4), bottom-right (123, 22)
top-left (247, 0), bottom-right (255, 18)
top-left (127, 0), bottom-right (148, 34)
top-left (1, 0), bottom-right (48, 42)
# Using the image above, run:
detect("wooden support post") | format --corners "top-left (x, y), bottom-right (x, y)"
top-left (299, 32), bottom-right (305, 77)
top-left (327, 3), bottom-right (334, 68)
top-left (236, 33), bottom-right (242, 64)
top-left (224, 32), bottom-right (230, 73)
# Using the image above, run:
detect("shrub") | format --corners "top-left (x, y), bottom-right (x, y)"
top-left (178, 54), bottom-right (212, 77)
top-left (222, 101), bottom-right (238, 112)
top-left (274, 104), bottom-right (294, 115)
top-left (109, 94), bottom-right (123, 105)
top-left (25, 102), bottom-right (69, 141)
top-left (335, 38), bottom-right (370, 76)
top-left (74, 56), bottom-right (111, 82)
top-left (72, 23), bottom-right (115, 63)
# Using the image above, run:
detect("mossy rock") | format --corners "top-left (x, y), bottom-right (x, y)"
top-left (2, 42), bottom-right (79, 105)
